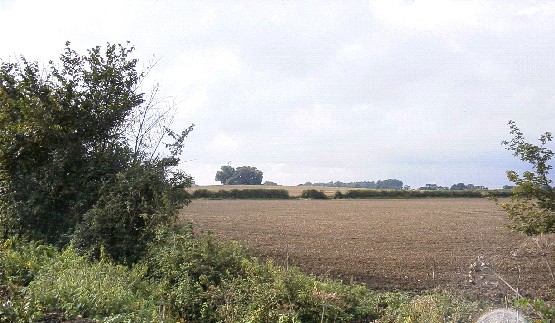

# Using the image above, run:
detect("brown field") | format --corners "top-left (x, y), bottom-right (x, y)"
top-left (180, 198), bottom-right (555, 301)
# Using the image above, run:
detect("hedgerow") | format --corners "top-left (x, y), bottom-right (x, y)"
top-left (192, 188), bottom-right (290, 199)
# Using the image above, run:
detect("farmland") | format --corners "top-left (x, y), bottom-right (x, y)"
top-left (181, 197), bottom-right (555, 302)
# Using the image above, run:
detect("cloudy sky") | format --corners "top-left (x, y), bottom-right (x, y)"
top-left (1, 0), bottom-right (554, 188)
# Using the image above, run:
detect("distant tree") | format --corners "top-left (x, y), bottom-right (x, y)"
top-left (450, 183), bottom-right (488, 191)
top-left (376, 179), bottom-right (403, 190)
top-left (420, 184), bottom-right (439, 190)
top-left (215, 165), bottom-right (235, 184)
top-left (215, 165), bottom-right (263, 185)
top-left (450, 183), bottom-right (468, 190)
top-left (503, 185), bottom-right (515, 190)
top-left (499, 120), bottom-right (555, 235)
top-left (263, 181), bottom-right (278, 186)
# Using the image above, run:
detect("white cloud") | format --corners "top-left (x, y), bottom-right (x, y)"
top-left (208, 134), bottom-right (240, 153)
top-left (368, 0), bottom-right (482, 31)
top-left (291, 104), bottom-right (338, 134)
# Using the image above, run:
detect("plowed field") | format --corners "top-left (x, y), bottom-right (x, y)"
top-left (181, 198), bottom-right (555, 301)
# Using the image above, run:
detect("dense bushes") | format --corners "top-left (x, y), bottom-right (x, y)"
top-left (334, 189), bottom-right (509, 199)
top-left (191, 188), bottom-right (511, 200)
top-left (0, 43), bottom-right (193, 263)
top-left (192, 188), bottom-right (290, 199)
top-left (0, 232), bottom-right (493, 322)
top-left (301, 189), bottom-right (328, 199)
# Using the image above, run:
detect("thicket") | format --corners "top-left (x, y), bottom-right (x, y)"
top-left (301, 189), bottom-right (328, 199)
top-left (192, 188), bottom-right (290, 199)
top-left (1, 230), bottom-right (491, 322)
top-left (335, 189), bottom-right (510, 199)
top-left (0, 43), bottom-right (193, 264)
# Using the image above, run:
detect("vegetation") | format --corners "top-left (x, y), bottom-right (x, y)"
top-left (215, 165), bottom-right (263, 185)
top-left (1, 231), bottom-right (491, 322)
top-left (301, 189), bottom-right (328, 199)
top-left (499, 120), bottom-right (555, 235)
top-left (0, 44), bottom-right (541, 321)
top-left (300, 179), bottom-right (404, 190)
top-left (0, 43), bottom-right (193, 264)
top-left (192, 188), bottom-right (290, 199)
top-left (337, 189), bottom-right (509, 199)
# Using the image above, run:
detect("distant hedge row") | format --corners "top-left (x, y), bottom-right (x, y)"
top-left (190, 188), bottom-right (513, 200)
top-left (335, 189), bottom-right (513, 199)
top-left (191, 188), bottom-right (290, 199)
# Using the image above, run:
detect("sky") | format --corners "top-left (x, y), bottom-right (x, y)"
top-left (1, 0), bottom-right (554, 189)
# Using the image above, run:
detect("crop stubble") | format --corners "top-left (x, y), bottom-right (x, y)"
top-left (181, 198), bottom-right (554, 300)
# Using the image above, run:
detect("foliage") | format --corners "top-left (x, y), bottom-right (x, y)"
top-left (301, 189), bottom-right (328, 199)
top-left (24, 247), bottom-right (163, 322)
top-left (301, 179), bottom-right (404, 190)
top-left (73, 161), bottom-right (192, 264)
top-left (215, 165), bottom-right (235, 184)
top-left (192, 188), bottom-right (290, 199)
top-left (450, 183), bottom-right (488, 190)
top-left (500, 120), bottom-right (555, 235)
top-left (0, 43), bottom-right (193, 262)
top-left (143, 225), bottom-right (248, 321)
top-left (216, 165), bottom-right (264, 185)
top-left (0, 238), bottom-right (58, 288)
top-left (380, 290), bottom-right (486, 323)
top-left (339, 189), bottom-right (488, 199)
top-left (143, 226), bottom-right (383, 322)
top-left (0, 232), bottom-right (491, 322)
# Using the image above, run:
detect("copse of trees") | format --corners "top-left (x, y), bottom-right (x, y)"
top-left (215, 165), bottom-right (263, 185)
top-left (300, 179), bottom-right (404, 190)
top-left (0, 43), bottom-right (193, 263)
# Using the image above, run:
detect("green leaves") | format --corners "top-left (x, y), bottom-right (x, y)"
top-left (0, 43), bottom-right (194, 262)
top-left (501, 121), bottom-right (555, 235)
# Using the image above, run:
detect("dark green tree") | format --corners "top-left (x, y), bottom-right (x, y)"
top-left (0, 42), bottom-right (193, 263)
top-left (450, 183), bottom-right (468, 190)
top-left (215, 165), bottom-right (235, 184)
top-left (215, 165), bottom-right (263, 185)
top-left (226, 166), bottom-right (263, 185)
top-left (376, 179), bottom-right (403, 190)
top-left (499, 120), bottom-right (555, 235)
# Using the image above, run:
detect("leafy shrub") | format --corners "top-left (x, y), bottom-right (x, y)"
top-left (72, 162), bottom-right (190, 264)
top-left (0, 238), bottom-right (58, 287)
top-left (191, 188), bottom-right (290, 199)
top-left (143, 225), bottom-right (248, 321)
top-left (334, 191), bottom-right (345, 199)
top-left (342, 189), bottom-right (486, 199)
top-left (25, 247), bottom-right (163, 322)
top-left (301, 189), bottom-right (328, 199)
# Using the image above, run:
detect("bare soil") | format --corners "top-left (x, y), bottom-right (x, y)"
top-left (181, 198), bottom-right (555, 302)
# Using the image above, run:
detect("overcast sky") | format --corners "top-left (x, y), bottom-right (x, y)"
top-left (1, 0), bottom-right (554, 188)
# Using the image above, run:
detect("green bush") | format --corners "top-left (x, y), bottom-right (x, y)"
top-left (334, 191), bottom-right (345, 199)
top-left (191, 188), bottom-right (290, 199)
top-left (341, 189), bottom-right (487, 199)
top-left (143, 225), bottom-right (248, 321)
top-left (0, 238), bottom-right (58, 288)
top-left (72, 162), bottom-right (190, 264)
top-left (25, 247), bottom-right (163, 322)
top-left (301, 189), bottom-right (328, 199)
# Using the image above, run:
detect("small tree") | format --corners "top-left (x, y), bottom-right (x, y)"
top-left (500, 120), bottom-right (555, 235)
